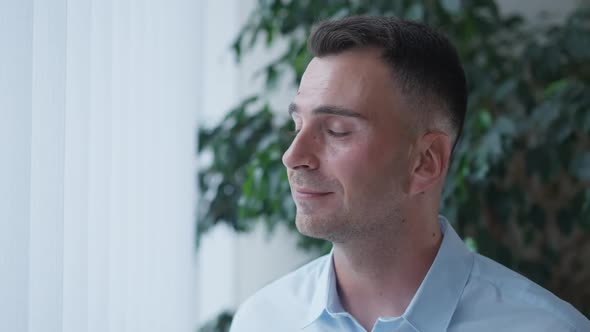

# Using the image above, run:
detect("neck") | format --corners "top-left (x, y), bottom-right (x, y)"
top-left (332, 215), bottom-right (442, 330)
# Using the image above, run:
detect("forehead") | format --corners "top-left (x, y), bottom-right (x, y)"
top-left (293, 48), bottom-right (399, 119)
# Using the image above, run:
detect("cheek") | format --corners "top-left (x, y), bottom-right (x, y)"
top-left (326, 137), bottom-right (406, 192)
top-left (325, 141), bottom-right (383, 187)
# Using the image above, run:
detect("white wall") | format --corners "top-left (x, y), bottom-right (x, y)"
top-left (0, 0), bottom-right (202, 331)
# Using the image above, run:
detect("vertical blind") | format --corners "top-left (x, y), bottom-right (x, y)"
top-left (0, 0), bottom-right (202, 331)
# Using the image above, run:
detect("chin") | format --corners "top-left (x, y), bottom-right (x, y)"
top-left (295, 214), bottom-right (333, 240)
top-left (295, 213), bottom-right (349, 243)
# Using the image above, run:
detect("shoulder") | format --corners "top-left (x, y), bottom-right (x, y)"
top-left (229, 254), bottom-right (329, 332)
top-left (451, 252), bottom-right (590, 331)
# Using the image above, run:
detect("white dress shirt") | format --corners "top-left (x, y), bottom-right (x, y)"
top-left (230, 216), bottom-right (590, 332)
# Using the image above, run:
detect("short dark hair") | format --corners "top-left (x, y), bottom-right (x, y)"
top-left (308, 16), bottom-right (467, 151)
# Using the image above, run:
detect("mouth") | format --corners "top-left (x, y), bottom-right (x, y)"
top-left (293, 188), bottom-right (333, 200)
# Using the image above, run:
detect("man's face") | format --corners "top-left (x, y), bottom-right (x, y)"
top-left (282, 48), bottom-right (416, 243)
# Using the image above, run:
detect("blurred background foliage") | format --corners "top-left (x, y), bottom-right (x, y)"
top-left (197, 0), bottom-right (590, 329)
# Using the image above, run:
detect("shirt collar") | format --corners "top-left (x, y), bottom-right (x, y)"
top-left (402, 216), bottom-right (474, 332)
top-left (300, 216), bottom-right (474, 331)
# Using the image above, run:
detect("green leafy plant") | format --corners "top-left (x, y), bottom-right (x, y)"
top-left (197, 310), bottom-right (234, 332)
top-left (197, 1), bottom-right (590, 327)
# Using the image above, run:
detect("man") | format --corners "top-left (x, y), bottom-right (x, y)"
top-left (229, 16), bottom-right (590, 332)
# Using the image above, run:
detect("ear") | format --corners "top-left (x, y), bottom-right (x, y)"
top-left (407, 131), bottom-right (452, 196)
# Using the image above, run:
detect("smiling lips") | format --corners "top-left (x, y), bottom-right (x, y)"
top-left (293, 188), bottom-right (333, 200)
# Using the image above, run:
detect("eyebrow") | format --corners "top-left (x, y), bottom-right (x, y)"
top-left (288, 102), bottom-right (367, 120)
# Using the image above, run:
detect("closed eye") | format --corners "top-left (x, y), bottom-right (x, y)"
top-left (287, 128), bottom-right (349, 138)
top-left (327, 129), bottom-right (350, 137)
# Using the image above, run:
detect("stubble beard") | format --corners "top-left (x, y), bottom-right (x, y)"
top-left (289, 170), bottom-right (406, 244)
top-left (294, 195), bottom-right (405, 245)
top-left (295, 211), bottom-right (356, 243)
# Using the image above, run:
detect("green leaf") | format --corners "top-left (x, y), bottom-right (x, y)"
top-left (265, 65), bottom-right (279, 89)
top-left (198, 311), bottom-right (234, 332)
top-left (464, 237), bottom-right (478, 252)
top-left (231, 36), bottom-right (242, 62)
top-left (545, 79), bottom-right (568, 97)
top-left (476, 109), bottom-right (492, 132)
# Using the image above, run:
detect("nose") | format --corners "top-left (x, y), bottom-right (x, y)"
top-left (282, 128), bottom-right (320, 171)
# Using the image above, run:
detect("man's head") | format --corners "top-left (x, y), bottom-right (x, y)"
top-left (282, 16), bottom-right (467, 243)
